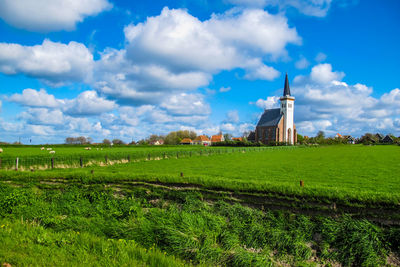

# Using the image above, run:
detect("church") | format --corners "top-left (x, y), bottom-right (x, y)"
top-left (254, 74), bottom-right (297, 144)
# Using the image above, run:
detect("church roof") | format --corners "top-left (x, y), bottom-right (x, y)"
top-left (257, 108), bottom-right (282, 127)
top-left (283, 73), bottom-right (291, 96)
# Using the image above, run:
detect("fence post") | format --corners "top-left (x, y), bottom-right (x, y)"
top-left (128, 155), bottom-right (131, 162)
top-left (163, 152), bottom-right (166, 159)
top-left (51, 158), bottom-right (54, 169)
top-left (105, 155), bottom-right (108, 164)
top-left (190, 151), bottom-right (192, 157)
top-left (176, 152), bottom-right (179, 159)
top-left (80, 157), bottom-right (83, 168)
top-left (15, 157), bottom-right (19, 171)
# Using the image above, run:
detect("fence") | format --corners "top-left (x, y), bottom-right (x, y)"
top-left (0, 146), bottom-right (297, 171)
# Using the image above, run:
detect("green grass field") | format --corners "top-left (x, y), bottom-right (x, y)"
top-left (4, 144), bottom-right (394, 205)
top-left (1, 144), bottom-right (399, 266)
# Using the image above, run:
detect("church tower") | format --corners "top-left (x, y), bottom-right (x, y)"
top-left (280, 74), bottom-right (295, 144)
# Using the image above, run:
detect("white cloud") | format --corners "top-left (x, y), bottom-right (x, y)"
top-left (295, 55), bottom-right (310, 69)
top-left (315, 52), bottom-right (327, 62)
top-left (219, 86), bottom-right (231, 93)
top-left (124, 7), bottom-right (299, 75)
top-left (160, 93), bottom-right (211, 116)
top-left (20, 108), bottom-right (65, 126)
top-left (0, 0), bottom-right (112, 32)
top-left (8, 88), bottom-right (62, 108)
top-left (251, 96), bottom-right (280, 109)
top-left (226, 0), bottom-right (333, 17)
top-left (310, 63), bottom-right (345, 84)
top-left (0, 39), bottom-right (93, 85)
top-left (291, 64), bottom-right (400, 136)
top-left (0, 100), bottom-right (2, 112)
top-left (225, 110), bottom-right (240, 123)
top-left (243, 63), bottom-right (280, 80)
top-left (64, 91), bottom-right (117, 116)
top-left (220, 123), bottom-right (236, 132)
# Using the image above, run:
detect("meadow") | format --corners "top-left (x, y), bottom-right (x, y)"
top-left (0, 144), bottom-right (399, 266)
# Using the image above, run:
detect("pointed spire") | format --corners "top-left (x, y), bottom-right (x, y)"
top-left (283, 73), bottom-right (291, 96)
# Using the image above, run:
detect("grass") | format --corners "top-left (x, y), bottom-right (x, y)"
top-left (0, 144), bottom-right (281, 169)
top-left (0, 145), bottom-right (399, 265)
top-left (1, 181), bottom-right (398, 266)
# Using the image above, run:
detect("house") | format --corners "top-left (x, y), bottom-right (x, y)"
top-left (150, 139), bottom-right (164, 145)
top-left (346, 136), bottom-right (355, 144)
top-left (375, 133), bottom-right (384, 142)
top-left (382, 135), bottom-right (394, 144)
top-left (232, 137), bottom-right (243, 141)
top-left (255, 74), bottom-right (297, 144)
top-left (193, 135), bottom-right (211, 146)
top-left (211, 134), bottom-right (224, 143)
top-left (180, 138), bottom-right (193, 145)
top-left (335, 133), bottom-right (342, 138)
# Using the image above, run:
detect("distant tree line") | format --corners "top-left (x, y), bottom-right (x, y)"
top-left (65, 136), bottom-right (93, 145)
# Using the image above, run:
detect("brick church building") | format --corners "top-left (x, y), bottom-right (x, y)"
top-left (255, 74), bottom-right (297, 144)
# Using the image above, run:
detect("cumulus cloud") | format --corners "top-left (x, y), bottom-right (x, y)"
top-left (225, 110), bottom-right (240, 123)
top-left (160, 93), bottom-right (211, 116)
top-left (226, 0), bottom-right (333, 17)
top-left (295, 55), bottom-right (310, 69)
top-left (250, 64), bottom-right (400, 137)
top-left (8, 88), bottom-right (62, 108)
top-left (310, 63), bottom-right (345, 84)
top-left (315, 52), bottom-right (327, 62)
top-left (292, 64), bottom-right (400, 136)
top-left (64, 91), bottom-right (117, 116)
top-left (94, 7), bottom-right (299, 107)
top-left (0, 39), bottom-right (93, 85)
top-left (20, 108), bottom-right (65, 126)
top-left (124, 7), bottom-right (299, 75)
top-left (219, 86), bottom-right (231, 93)
top-left (251, 96), bottom-right (280, 110)
top-left (0, 0), bottom-right (112, 32)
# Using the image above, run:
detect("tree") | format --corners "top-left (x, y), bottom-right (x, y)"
top-left (102, 139), bottom-right (111, 145)
top-left (65, 136), bottom-right (91, 145)
top-left (164, 130), bottom-right (197, 145)
top-left (297, 134), bottom-right (304, 144)
top-left (112, 139), bottom-right (125, 145)
top-left (223, 133), bottom-right (232, 141)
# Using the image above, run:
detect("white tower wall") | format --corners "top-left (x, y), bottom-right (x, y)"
top-left (280, 96), bottom-right (295, 144)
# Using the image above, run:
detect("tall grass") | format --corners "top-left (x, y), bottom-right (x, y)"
top-left (0, 181), bottom-right (397, 266)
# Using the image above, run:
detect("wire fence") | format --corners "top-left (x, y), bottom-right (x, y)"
top-left (0, 146), bottom-right (297, 171)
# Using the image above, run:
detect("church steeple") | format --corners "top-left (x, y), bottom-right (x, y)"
top-left (283, 73), bottom-right (291, 96)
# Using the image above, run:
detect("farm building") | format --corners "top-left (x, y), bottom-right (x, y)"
top-left (375, 133), bottom-right (384, 142)
top-left (180, 138), bottom-right (193, 145)
top-left (255, 74), bottom-right (297, 144)
top-left (382, 135), bottom-right (394, 143)
top-left (232, 137), bottom-right (243, 141)
top-left (211, 134), bottom-right (224, 143)
top-left (193, 135), bottom-right (211, 146)
top-left (150, 139), bottom-right (164, 145)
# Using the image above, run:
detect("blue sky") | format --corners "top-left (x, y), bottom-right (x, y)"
top-left (0, 0), bottom-right (399, 144)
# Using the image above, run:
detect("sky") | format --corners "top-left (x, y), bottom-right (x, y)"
top-left (0, 0), bottom-right (399, 144)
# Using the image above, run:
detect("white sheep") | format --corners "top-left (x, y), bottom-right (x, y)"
top-left (84, 147), bottom-right (91, 150)
top-left (47, 148), bottom-right (52, 151)
top-left (49, 150), bottom-right (55, 154)
top-left (0, 148), bottom-right (3, 153)
top-left (41, 147), bottom-right (45, 150)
